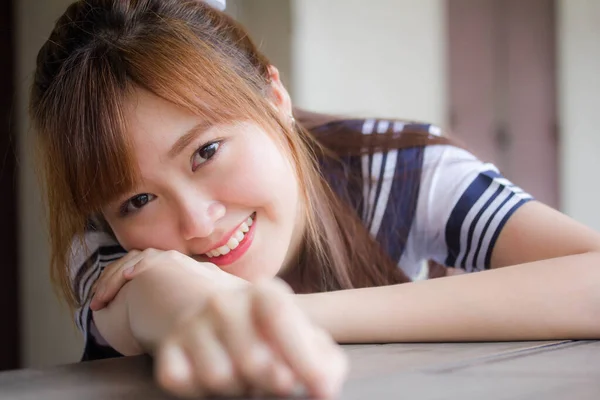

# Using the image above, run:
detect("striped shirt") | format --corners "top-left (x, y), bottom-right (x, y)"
top-left (70, 117), bottom-right (533, 360)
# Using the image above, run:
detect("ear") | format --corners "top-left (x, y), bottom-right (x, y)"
top-left (267, 65), bottom-right (293, 118)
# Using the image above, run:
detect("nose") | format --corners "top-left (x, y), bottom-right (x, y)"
top-left (178, 195), bottom-right (226, 241)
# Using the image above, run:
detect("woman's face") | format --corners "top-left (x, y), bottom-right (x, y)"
top-left (103, 87), bottom-right (304, 282)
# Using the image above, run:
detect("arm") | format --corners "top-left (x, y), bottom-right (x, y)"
top-left (92, 251), bottom-right (347, 398)
top-left (298, 253), bottom-right (600, 342)
top-left (298, 201), bottom-right (600, 343)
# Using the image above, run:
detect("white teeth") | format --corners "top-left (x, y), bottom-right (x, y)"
top-left (217, 245), bottom-right (231, 255)
top-left (227, 237), bottom-right (240, 250)
top-left (204, 215), bottom-right (255, 257)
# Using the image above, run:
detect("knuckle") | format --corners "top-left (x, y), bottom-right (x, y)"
top-left (200, 367), bottom-right (234, 392)
top-left (271, 278), bottom-right (294, 295)
top-left (127, 249), bottom-right (142, 257)
top-left (257, 289), bottom-right (291, 321)
top-left (239, 344), bottom-right (272, 377)
top-left (237, 355), bottom-right (268, 383)
top-left (204, 293), bottom-right (228, 316)
top-left (165, 250), bottom-right (186, 263)
top-left (136, 258), bottom-right (151, 270)
top-left (141, 248), bottom-right (159, 258)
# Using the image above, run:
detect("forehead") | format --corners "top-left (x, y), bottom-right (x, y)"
top-left (125, 88), bottom-right (200, 154)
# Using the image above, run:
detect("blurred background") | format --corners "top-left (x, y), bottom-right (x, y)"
top-left (0, 0), bottom-right (598, 370)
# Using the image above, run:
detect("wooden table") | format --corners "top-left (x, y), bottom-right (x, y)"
top-left (2, 340), bottom-right (599, 399)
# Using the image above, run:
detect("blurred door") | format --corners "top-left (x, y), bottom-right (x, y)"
top-left (448, 0), bottom-right (559, 208)
top-left (0, 0), bottom-right (20, 370)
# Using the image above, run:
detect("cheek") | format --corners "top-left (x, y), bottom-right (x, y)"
top-left (215, 135), bottom-right (299, 212)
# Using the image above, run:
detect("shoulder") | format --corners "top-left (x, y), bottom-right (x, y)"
top-left (294, 107), bottom-right (450, 153)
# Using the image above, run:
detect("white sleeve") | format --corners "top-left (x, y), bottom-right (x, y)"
top-left (69, 231), bottom-right (126, 336)
top-left (401, 145), bottom-right (533, 275)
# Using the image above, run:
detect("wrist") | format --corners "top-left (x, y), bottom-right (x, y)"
top-left (125, 266), bottom-right (213, 351)
top-left (294, 292), bottom-right (332, 335)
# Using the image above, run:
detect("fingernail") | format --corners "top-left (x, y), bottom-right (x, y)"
top-left (123, 265), bottom-right (135, 277)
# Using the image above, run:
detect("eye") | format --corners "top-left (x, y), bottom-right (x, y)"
top-left (120, 193), bottom-right (156, 216)
top-left (192, 141), bottom-right (221, 171)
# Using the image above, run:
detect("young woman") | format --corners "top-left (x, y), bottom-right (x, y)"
top-left (31, 0), bottom-right (600, 398)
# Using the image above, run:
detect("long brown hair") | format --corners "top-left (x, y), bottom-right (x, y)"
top-left (30, 0), bottom-right (449, 308)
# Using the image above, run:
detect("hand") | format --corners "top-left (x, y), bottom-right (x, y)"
top-left (90, 249), bottom-right (247, 311)
top-left (155, 279), bottom-right (348, 399)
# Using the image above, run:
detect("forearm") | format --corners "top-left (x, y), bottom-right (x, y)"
top-left (297, 252), bottom-right (600, 343)
top-left (94, 266), bottom-right (209, 355)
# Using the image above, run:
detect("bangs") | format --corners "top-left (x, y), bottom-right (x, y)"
top-left (36, 42), bottom-right (139, 216)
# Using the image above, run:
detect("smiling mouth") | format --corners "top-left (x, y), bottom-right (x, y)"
top-left (204, 213), bottom-right (255, 257)
top-left (197, 212), bottom-right (257, 267)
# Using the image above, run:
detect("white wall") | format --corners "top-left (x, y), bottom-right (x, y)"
top-left (557, 0), bottom-right (600, 230)
top-left (290, 0), bottom-right (448, 125)
top-left (16, 0), bottom-right (84, 367)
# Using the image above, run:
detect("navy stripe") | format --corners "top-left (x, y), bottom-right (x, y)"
top-left (79, 256), bottom-right (100, 298)
top-left (98, 245), bottom-right (126, 257)
top-left (98, 254), bottom-right (127, 263)
top-left (314, 119), bottom-right (371, 221)
top-left (472, 192), bottom-right (515, 270)
top-left (460, 184), bottom-right (504, 269)
top-left (368, 150), bottom-right (389, 227)
top-left (484, 198), bottom-right (534, 266)
top-left (481, 169), bottom-right (502, 179)
top-left (320, 154), bottom-right (364, 218)
top-left (403, 123), bottom-right (431, 133)
top-left (346, 155), bottom-right (365, 218)
top-left (376, 147), bottom-right (424, 263)
top-left (445, 173), bottom-right (494, 266)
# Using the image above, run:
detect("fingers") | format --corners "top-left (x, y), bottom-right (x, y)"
top-left (157, 322), bottom-right (244, 398)
top-left (90, 250), bottom-right (142, 310)
top-left (155, 281), bottom-right (348, 399)
top-left (155, 342), bottom-right (201, 399)
top-left (207, 292), bottom-right (296, 397)
top-left (91, 247), bottom-right (245, 311)
top-left (90, 249), bottom-right (164, 311)
top-left (253, 279), bottom-right (348, 398)
top-left (155, 286), bottom-right (301, 398)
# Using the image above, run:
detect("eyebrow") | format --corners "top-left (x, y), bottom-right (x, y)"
top-left (168, 122), bottom-right (213, 159)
